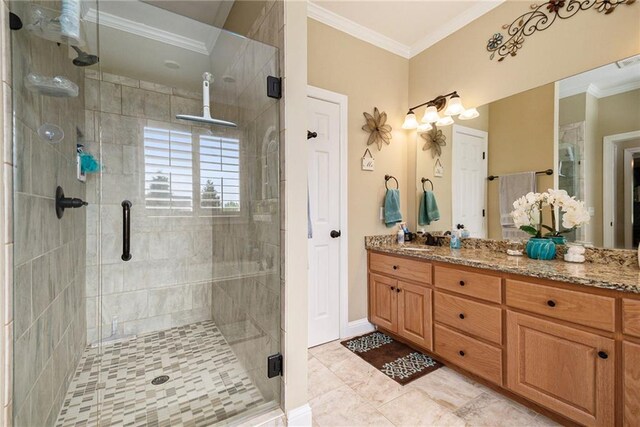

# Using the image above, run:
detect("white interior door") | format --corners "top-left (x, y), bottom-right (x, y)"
top-left (452, 125), bottom-right (488, 238)
top-left (307, 96), bottom-right (341, 348)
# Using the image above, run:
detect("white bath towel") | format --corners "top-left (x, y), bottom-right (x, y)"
top-left (499, 172), bottom-right (536, 239)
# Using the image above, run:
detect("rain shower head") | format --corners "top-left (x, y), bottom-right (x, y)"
top-left (71, 46), bottom-right (99, 67)
top-left (176, 72), bottom-right (237, 128)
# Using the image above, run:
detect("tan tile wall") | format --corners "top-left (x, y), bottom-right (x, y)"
top-left (1, 2), bottom-right (11, 426)
top-left (6, 2), bottom-right (88, 426)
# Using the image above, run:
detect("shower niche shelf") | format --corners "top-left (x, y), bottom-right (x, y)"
top-left (25, 72), bottom-right (78, 98)
top-left (24, 3), bottom-right (85, 46)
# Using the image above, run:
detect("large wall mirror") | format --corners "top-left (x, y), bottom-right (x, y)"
top-left (414, 55), bottom-right (640, 249)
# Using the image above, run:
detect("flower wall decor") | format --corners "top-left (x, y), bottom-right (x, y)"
top-left (511, 189), bottom-right (591, 238)
top-left (362, 107), bottom-right (392, 150)
top-left (420, 125), bottom-right (446, 158)
top-left (487, 0), bottom-right (636, 62)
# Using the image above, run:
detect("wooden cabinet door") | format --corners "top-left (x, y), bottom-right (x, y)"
top-left (397, 281), bottom-right (432, 350)
top-left (369, 274), bottom-right (397, 332)
top-left (624, 341), bottom-right (640, 426)
top-left (506, 311), bottom-right (615, 426)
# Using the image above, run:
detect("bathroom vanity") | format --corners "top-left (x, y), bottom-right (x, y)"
top-left (366, 240), bottom-right (640, 427)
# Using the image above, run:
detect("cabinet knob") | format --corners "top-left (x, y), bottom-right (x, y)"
top-left (459, 350), bottom-right (465, 357)
top-left (459, 280), bottom-right (465, 286)
top-left (459, 313), bottom-right (465, 320)
top-left (547, 300), bottom-right (556, 307)
top-left (597, 351), bottom-right (608, 360)
top-left (390, 286), bottom-right (396, 291)
top-left (393, 265), bottom-right (398, 270)
top-left (396, 288), bottom-right (401, 293)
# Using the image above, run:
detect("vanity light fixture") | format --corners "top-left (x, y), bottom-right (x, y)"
top-left (402, 91), bottom-right (479, 131)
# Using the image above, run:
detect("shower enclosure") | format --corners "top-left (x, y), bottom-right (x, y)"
top-left (10, 1), bottom-right (282, 425)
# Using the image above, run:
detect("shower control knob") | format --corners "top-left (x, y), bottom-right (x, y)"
top-left (330, 230), bottom-right (341, 238)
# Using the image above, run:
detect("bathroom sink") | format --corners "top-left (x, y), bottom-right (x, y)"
top-left (399, 247), bottom-right (432, 252)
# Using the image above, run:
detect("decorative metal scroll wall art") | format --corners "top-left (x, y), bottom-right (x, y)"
top-left (487, 0), bottom-right (636, 62)
top-left (362, 107), bottom-right (392, 150)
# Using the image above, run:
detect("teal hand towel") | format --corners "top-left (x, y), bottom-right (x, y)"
top-left (419, 191), bottom-right (440, 226)
top-left (384, 189), bottom-right (402, 227)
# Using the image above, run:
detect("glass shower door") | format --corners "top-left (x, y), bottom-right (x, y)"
top-left (9, 0), bottom-right (281, 425)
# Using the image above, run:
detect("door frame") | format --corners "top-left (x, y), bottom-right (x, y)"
top-left (603, 130), bottom-right (640, 248)
top-left (452, 124), bottom-right (488, 238)
top-left (623, 147), bottom-right (640, 248)
top-left (307, 85), bottom-right (350, 340)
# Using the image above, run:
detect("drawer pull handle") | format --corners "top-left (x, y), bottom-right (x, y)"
top-left (459, 350), bottom-right (465, 357)
top-left (547, 300), bottom-right (556, 307)
top-left (459, 280), bottom-right (465, 286)
top-left (597, 351), bottom-right (608, 360)
top-left (393, 265), bottom-right (398, 270)
top-left (459, 313), bottom-right (465, 319)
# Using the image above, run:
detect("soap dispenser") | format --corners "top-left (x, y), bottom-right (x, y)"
top-left (397, 225), bottom-right (405, 244)
top-left (450, 229), bottom-right (461, 249)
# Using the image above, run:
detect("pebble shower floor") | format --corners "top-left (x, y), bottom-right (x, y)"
top-left (55, 321), bottom-right (265, 426)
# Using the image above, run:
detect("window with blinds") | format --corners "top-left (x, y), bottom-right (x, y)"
top-left (143, 126), bottom-right (241, 216)
top-left (199, 135), bottom-right (241, 213)
top-left (144, 127), bottom-right (194, 211)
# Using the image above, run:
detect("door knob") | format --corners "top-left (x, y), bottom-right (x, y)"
top-left (330, 230), bottom-right (341, 238)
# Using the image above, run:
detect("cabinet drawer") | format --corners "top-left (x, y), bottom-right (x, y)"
top-left (505, 279), bottom-right (616, 332)
top-left (623, 299), bottom-right (640, 338)
top-left (434, 324), bottom-right (502, 385)
top-left (434, 266), bottom-right (501, 303)
top-left (434, 292), bottom-right (502, 344)
top-left (369, 252), bottom-right (431, 285)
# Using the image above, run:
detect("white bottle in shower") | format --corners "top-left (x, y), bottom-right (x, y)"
top-left (60, 0), bottom-right (81, 45)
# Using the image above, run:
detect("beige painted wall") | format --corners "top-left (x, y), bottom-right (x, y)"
top-left (307, 19), bottom-right (409, 322)
top-left (487, 84), bottom-right (556, 239)
top-left (408, 0), bottom-right (640, 230)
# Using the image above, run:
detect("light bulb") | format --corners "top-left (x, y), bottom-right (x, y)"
top-left (435, 116), bottom-right (454, 126)
top-left (444, 95), bottom-right (465, 116)
top-left (402, 111), bottom-right (419, 129)
top-left (421, 106), bottom-right (440, 123)
top-left (459, 108), bottom-right (480, 120)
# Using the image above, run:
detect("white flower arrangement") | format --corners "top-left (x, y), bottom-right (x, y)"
top-left (511, 189), bottom-right (590, 238)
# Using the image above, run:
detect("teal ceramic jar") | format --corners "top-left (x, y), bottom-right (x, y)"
top-left (526, 238), bottom-right (557, 260)
top-left (550, 236), bottom-right (567, 245)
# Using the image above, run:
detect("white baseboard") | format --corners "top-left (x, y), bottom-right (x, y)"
top-left (287, 404), bottom-right (313, 426)
top-left (342, 318), bottom-right (375, 339)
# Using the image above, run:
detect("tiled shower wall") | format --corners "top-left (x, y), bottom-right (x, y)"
top-left (84, 71), bottom-right (226, 342)
top-left (1, 1), bottom-right (11, 425)
top-left (9, 8), bottom-right (88, 427)
top-left (210, 0), bottom-right (284, 404)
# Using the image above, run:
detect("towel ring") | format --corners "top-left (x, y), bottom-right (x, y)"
top-left (421, 178), bottom-right (434, 191)
top-left (384, 174), bottom-right (399, 190)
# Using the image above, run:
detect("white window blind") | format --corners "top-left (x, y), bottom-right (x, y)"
top-left (199, 135), bottom-right (241, 213)
top-left (144, 127), bottom-right (194, 211)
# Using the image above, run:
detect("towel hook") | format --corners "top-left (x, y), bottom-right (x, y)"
top-left (384, 174), bottom-right (399, 190)
top-left (421, 177), bottom-right (434, 192)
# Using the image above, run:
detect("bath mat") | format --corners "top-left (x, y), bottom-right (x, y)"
top-left (341, 331), bottom-right (443, 385)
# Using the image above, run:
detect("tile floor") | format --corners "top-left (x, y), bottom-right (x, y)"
top-left (56, 321), bottom-right (266, 427)
top-left (308, 340), bottom-right (559, 427)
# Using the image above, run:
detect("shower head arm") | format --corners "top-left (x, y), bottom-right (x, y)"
top-left (202, 78), bottom-right (211, 119)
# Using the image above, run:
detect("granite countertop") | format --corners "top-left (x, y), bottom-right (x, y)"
top-left (366, 243), bottom-right (640, 294)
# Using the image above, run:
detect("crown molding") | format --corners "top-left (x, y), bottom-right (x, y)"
top-left (560, 80), bottom-right (640, 99)
top-left (409, 1), bottom-right (505, 57)
top-left (84, 8), bottom-right (210, 55)
top-left (307, 1), bottom-right (411, 58)
top-left (307, 1), bottom-right (505, 59)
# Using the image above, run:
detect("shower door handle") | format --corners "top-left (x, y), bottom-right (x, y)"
top-left (121, 200), bottom-right (132, 261)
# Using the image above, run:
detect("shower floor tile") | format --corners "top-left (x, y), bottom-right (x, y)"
top-left (55, 321), bottom-right (265, 427)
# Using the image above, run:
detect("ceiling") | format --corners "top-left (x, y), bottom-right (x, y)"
top-left (80, 1), bottom-right (255, 96)
top-left (559, 56), bottom-right (640, 99)
top-left (308, 0), bottom-right (505, 58)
